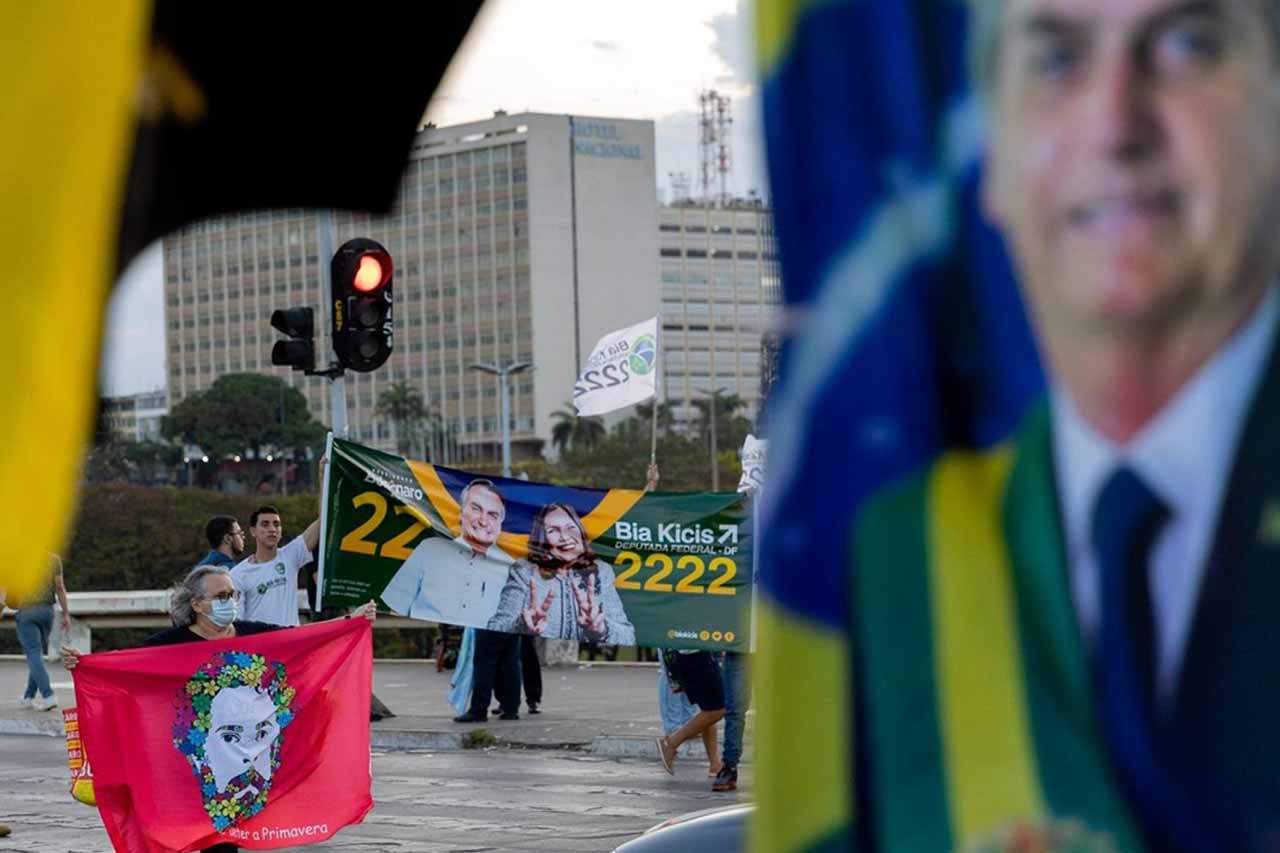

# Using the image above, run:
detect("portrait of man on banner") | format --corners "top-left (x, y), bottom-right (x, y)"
top-left (488, 502), bottom-right (636, 645)
top-left (380, 478), bottom-right (513, 625)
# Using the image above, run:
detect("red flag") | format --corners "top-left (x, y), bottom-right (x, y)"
top-left (72, 619), bottom-right (373, 852)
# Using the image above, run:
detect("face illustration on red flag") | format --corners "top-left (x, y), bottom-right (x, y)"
top-left (72, 619), bottom-right (372, 852)
top-left (172, 651), bottom-right (295, 830)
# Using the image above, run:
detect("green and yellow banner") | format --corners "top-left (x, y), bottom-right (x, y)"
top-left (320, 437), bottom-right (752, 651)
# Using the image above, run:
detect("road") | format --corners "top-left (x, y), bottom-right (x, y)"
top-left (0, 735), bottom-right (749, 852)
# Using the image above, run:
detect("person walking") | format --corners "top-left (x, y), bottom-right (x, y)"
top-left (713, 650), bottom-right (750, 792)
top-left (0, 553), bottom-right (69, 711)
top-left (656, 648), bottom-right (725, 776)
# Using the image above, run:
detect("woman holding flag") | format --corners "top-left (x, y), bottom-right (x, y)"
top-left (61, 565), bottom-right (376, 853)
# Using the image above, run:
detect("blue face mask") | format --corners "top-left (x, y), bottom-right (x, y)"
top-left (208, 598), bottom-right (237, 628)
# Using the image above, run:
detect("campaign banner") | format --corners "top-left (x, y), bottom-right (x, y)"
top-left (573, 316), bottom-right (659, 416)
top-left (71, 619), bottom-right (373, 852)
top-left (320, 437), bottom-right (751, 651)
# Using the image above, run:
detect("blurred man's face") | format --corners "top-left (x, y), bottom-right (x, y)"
top-left (983, 0), bottom-right (1280, 340)
top-left (459, 486), bottom-right (503, 551)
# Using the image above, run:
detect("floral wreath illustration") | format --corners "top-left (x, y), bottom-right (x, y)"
top-left (172, 651), bottom-right (296, 831)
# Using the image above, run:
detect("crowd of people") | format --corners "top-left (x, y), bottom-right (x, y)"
top-left (0, 459), bottom-right (753, 848)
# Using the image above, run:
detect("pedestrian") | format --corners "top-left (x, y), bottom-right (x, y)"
top-left (230, 504), bottom-right (320, 626)
top-left (656, 648), bottom-right (699, 744)
top-left (0, 553), bottom-right (70, 711)
top-left (656, 648), bottom-right (725, 776)
top-left (197, 515), bottom-right (244, 568)
top-left (62, 564), bottom-right (375, 853)
top-left (493, 636), bottom-right (543, 716)
top-left (713, 650), bottom-right (749, 792)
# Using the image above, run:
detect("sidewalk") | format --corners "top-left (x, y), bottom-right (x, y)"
top-left (0, 657), bottom-right (746, 759)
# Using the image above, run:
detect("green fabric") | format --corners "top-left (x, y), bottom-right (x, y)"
top-left (1001, 403), bottom-right (1143, 850)
top-left (853, 470), bottom-right (951, 853)
top-left (849, 402), bottom-right (1142, 850)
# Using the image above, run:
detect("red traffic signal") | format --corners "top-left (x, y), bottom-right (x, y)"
top-left (331, 238), bottom-right (393, 372)
top-left (353, 255), bottom-right (387, 292)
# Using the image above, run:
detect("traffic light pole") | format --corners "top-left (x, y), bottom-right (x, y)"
top-left (329, 374), bottom-right (348, 438)
top-left (316, 209), bottom-right (349, 438)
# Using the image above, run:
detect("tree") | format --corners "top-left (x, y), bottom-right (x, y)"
top-left (690, 392), bottom-right (752, 453)
top-left (376, 381), bottom-right (429, 457)
top-left (630, 400), bottom-right (676, 436)
top-left (162, 373), bottom-right (326, 461)
top-left (550, 403), bottom-right (605, 453)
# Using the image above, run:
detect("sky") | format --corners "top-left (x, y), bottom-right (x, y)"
top-left (101, 0), bottom-right (765, 397)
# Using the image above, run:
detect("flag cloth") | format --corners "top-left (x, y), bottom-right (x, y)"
top-left (752, 1), bottom-right (1045, 850)
top-left (72, 619), bottom-right (373, 852)
top-left (573, 316), bottom-right (660, 416)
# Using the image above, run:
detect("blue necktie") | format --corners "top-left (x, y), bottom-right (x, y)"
top-left (1091, 467), bottom-right (1222, 851)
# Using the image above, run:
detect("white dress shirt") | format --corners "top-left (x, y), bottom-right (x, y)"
top-left (1051, 287), bottom-right (1278, 702)
top-left (380, 535), bottom-right (513, 626)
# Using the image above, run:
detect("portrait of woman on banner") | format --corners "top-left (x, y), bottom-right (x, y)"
top-left (487, 502), bottom-right (635, 645)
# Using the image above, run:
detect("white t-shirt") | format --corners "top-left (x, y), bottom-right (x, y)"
top-left (230, 536), bottom-right (313, 627)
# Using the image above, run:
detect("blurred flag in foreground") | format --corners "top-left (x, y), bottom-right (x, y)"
top-left (752, 1), bottom-right (1045, 849)
top-left (0, 2), bottom-right (482, 601)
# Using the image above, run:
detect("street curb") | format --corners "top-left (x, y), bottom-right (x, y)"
top-left (370, 729), bottom-right (464, 751)
top-left (0, 716), bottom-right (63, 737)
top-left (591, 735), bottom-right (708, 759)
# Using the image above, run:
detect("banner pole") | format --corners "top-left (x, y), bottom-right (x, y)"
top-left (650, 313), bottom-right (661, 465)
top-left (317, 431), bottom-right (335, 609)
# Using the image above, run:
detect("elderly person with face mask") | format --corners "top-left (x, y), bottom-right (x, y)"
top-left (62, 565), bottom-right (374, 853)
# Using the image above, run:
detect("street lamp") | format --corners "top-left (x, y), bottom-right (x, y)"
top-left (470, 361), bottom-right (533, 477)
top-left (695, 387), bottom-right (728, 491)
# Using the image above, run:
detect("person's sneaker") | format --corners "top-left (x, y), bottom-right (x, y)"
top-left (498, 711), bottom-right (519, 720)
top-left (452, 712), bottom-right (487, 723)
top-left (527, 702), bottom-right (540, 714)
top-left (712, 763), bottom-right (738, 792)
top-left (16, 696), bottom-right (32, 709)
top-left (32, 694), bottom-right (58, 712)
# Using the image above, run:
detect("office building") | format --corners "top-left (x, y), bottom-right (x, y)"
top-left (163, 112), bottom-right (659, 461)
top-left (657, 201), bottom-right (782, 424)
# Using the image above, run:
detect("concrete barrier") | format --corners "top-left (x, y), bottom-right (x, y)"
top-left (1, 589), bottom-right (431, 658)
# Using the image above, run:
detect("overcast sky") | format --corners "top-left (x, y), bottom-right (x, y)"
top-left (101, 0), bottom-right (764, 397)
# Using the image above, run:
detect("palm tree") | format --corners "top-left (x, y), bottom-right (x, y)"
top-left (550, 402), bottom-right (605, 453)
top-left (633, 400), bottom-right (676, 436)
top-left (376, 381), bottom-right (429, 457)
top-left (690, 392), bottom-right (747, 448)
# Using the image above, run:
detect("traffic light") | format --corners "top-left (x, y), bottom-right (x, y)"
top-left (331, 237), bottom-right (393, 372)
top-left (270, 307), bottom-right (315, 372)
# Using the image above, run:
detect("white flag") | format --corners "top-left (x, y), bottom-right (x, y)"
top-left (573, 317), bottom-right (659, 417)
top-left (738, 434), bottom-right (767, 493)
